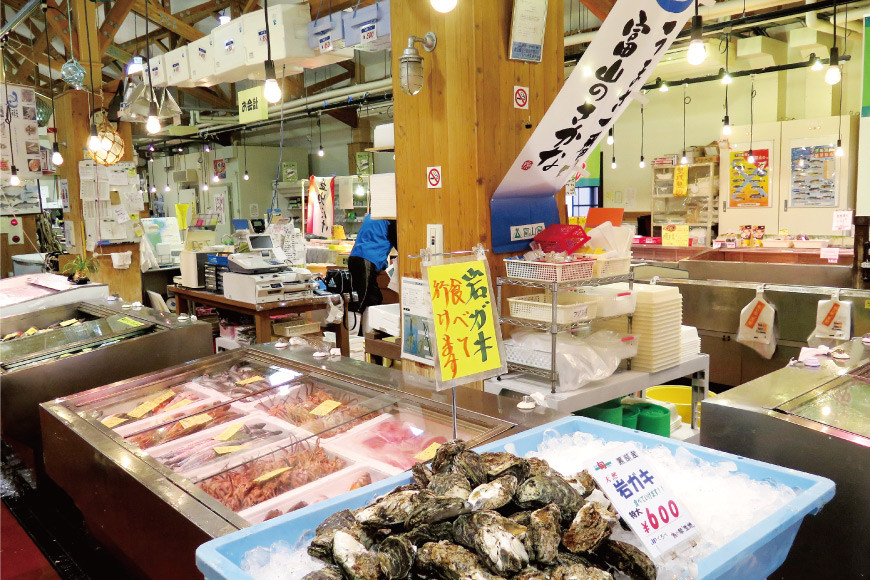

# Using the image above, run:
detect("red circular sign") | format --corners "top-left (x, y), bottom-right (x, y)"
top-left (514, 88), bottom-right (528, 108)
top-left (521, 160), bottom-right (533, 171)
top-left (427, 167), bottom-right (441, 187)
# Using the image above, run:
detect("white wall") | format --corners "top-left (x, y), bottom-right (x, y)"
top-left (600, 41), bottom-right (864, 213)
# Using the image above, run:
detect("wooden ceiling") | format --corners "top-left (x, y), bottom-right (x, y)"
top-left (578, 0), bottom-right (616, 21)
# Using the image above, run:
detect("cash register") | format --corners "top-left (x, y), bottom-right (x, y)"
top-left (222, 238), bottom-right (315, 304)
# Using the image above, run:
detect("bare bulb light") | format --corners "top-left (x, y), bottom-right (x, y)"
top-left (150, 185), bottom-right (157, 193)
top-left (218, 12), bottom-right (230, 25)
top-left (835, 139), bottom-right (844, 157)
top-left (87, 124), bottom-right (101, 152)
top-left (430, 0), bottom-right (457, 13)
top-left (9, 166), bottom-right (21, 186)
top-left (212, 173), bottom-right (220, 183)
top-left (639, 157), bottom-right (646, 169)
top-left (204, 143), bottom-right (211, 152)
top-left (243, 171), bottom-right (250, 181)
top-left (606, 128), bottom-right (614, 146)
top-left (686, 15), bottom-right (706, 65)
top-left (659, 81), bottom-right (669, 93)
top-left (681, 152), bottom-right (689, 165)
top-left (811, 58), bottom-right (823, 72)
top-left (164, 184), bottom-right (171, 192)
top-left (722, 115), bottom-right (732, 136)
top-left (202, 182), bottom-right (209, 191)
top-left (51, 143), bottom-right (64, 166)
top-left (720, 69), bottom-right (733, 85)
top-left (146, 102), bottom-right (161, 134)
top-left (263, 61), bottom-right (282, 104)
top-left (825, 65), bottom-right (841, 86)
top-left (318, 146), bottom-right (325, 157)
top-left (747, 151), bottom-right (756, 165)
top-left (610, 160), bottom-right (617, 169)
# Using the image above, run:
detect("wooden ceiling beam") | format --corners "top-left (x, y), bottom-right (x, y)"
top-left (132, 0), bottom-right (206, 42)
top-left (174, 0), bottom-right (235, 24)
top-left (99, 0), bottom-right (137, 55)
top-left (309, 0), bottom-right (375, 20)
top-left (578, 0), bottom-right (615, 22)
top-left (119, 29), bottom-right (172, 52)
top-left (325, 107), bottom-right (358, 128)
top-left (44, 0), bottom-right (76, 53)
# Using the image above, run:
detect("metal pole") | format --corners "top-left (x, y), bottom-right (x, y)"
top-left (551, 281), bottom-right (558, 393)
top-left (451, 387), bottom-right (458, 439)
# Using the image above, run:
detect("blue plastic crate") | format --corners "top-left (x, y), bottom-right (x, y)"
top-left (196, 417), bottom-right (835, 580)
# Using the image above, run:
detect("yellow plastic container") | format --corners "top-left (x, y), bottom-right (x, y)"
top-left (646, 385), bottom-right (694, 424)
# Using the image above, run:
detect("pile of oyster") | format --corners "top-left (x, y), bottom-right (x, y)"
top-left (305, 441), bottom-right (655, 580)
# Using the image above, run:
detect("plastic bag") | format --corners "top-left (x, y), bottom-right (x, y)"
top-left (736, 289), bottom-right (777, 359)
top-left (807, 292), bottom-right (851, 347)
top-left (509, 330), bottom-right (620, 391)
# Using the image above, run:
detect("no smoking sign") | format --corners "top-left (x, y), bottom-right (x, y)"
top-left (427, 166), bottom-right (442, 189)
top-left (513, 86), bottom-right (529, 110)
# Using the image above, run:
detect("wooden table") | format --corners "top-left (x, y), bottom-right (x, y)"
top-left (169, 285), bottom-right (348, 351)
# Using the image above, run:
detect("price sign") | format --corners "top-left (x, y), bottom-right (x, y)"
top-left (319, 35), bottom-right (334, 53)
top-left (832, 210), bottom-right (853, 232)
top-left (673, 165), bottom-right (688, 197)
top-left (662, 224), bottom-right (690, 247)
top-left (588, 443), bottom-right (698, 559)
top-left (820, 247), bottom-right (840, 264)
top-left (360, 22), bottom-right (377, 42)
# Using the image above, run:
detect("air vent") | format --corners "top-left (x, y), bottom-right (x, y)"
top-left (172, 169), bottom-right (199, 183)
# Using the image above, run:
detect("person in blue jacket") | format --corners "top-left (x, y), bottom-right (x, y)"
top-left (348, 214), bottom-right (397, 315)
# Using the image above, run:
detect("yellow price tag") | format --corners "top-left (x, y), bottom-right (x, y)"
top-left (673, 165), bottom-right (689, 197)
top-left (236, 375), bottom-right (265, 385)
top-left (778, 229), bottom-right (789, 236)
top-left (24, 327), bottom-right (38, 336)
top-left (214, 423), bottom-right (244, 442)
top-left (165, 398), bottom-right (194, 412)
top-left (117, 316), bottom-right (144, 327)
top-left (60, 319), bottom-right (79, 327)
top-left (865, 299), bottom-right (870, 310)
top-left (128, 168), bottom-right (137, 178)
top-left (253, 466), bottom-right (291, 483)
top-left (3, 333), bottom-right (19, 340)
top-left (213, 445), bottom-right (247, 455)
top-left (310, 399), bottom-right (342, 417)
top-left (101, 416), bottom-right (127, 428)
top-left (179, 413), bottom-right (213, 430)
top-left (127, 390), bottom-right (176, 419)
top-left (414, 442), bottom-right (442, 462)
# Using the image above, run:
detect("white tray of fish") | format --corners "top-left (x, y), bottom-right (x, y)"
top-left (110, 382), bottom-right (233, 438)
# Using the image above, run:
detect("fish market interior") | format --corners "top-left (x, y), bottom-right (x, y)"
top-left (1, 0), bottom-right (868, 578)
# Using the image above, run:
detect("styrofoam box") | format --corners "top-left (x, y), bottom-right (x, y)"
top-left (211, 20), bottom-right (255, 84)
top-left (147, 54), bottom-right (167, 87)
top-left (342, 0), bottom-right (390, 50)
top-left (294, 46), bottom-right (355, 69)
top-left (165, 46), bottom-right (192, 87)
top-left (197, 417), bottom-right (835, 580)
top-left (373, 123), bottom-right (394, 149)
top-left (188, 35), bottom-right (216, 86)
top-left (243, 5), bottom-right (311, 79)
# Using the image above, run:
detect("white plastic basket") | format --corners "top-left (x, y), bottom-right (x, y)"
top-left (591, 255), bottom-right (631, 278)
top-left (507, 293), bottom-right (599, 324)
top-left (504, 343), bottom-right (551, 370)
top-left (575, 286), bottom-right (637, 317)
top-left (504, 258), bottom-right (595, 282)
top-left (586, 334), bottom-right (639, 360)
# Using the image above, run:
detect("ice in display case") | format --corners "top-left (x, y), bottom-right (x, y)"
top-left (1, 299), bottom-right (213, 446)
top-left (40, 345), bottom-right (556, 579)
top-left (701, 338), bottom-right (870, 579)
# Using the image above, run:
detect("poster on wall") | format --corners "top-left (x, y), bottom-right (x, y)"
top-left (509, 0), bottom-right (549, 62)
top-left (401, 277), bottom-right (435, 366)
top-left (790, 144), bottom-right (837, 208)
top-left (213, 159), bottom-right (227, 179)
top-left (729, 147), bottom-right (771, 208)
top-left (306, 176), bottom-right (335, 237)
top-left (0, 184), bottom-right (41, 215)
top-left (0, 83), bottom-right (42, 180)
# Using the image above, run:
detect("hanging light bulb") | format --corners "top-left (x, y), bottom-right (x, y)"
top-left (835, 139), bottom-right (844, 157)
top-left (51, 142), bottom-right (64, 166)
top-left (747, 150), bottom-right (756, 165)
top-left (218, 11), bottom-right (231, 25)
top-left (430, 0), bottom-right (457, 13)
top-left (263, 61), bottom-right (282, 104)
top-left (126, 55), bottom-right (145, 75)
top-left (811, 57), bottom-right (824, 72)
top-left (87, 124), bottom-right (101, 152)
top-left (146, 102), bottom-right (161, 134)
top-left (825, 46), bottom-right (841, 85)
top-left (720, 68), bottom-right (733, 85)
top-left (148, 143), bottom-right (155, 152)
top-left (639, 156), bottom-right (646, 169)
top-left (164, 183), bottom-right (171, 192)
top-left (99, 134), bottom-right (113, 152)
top-left (212, 173), bottom-right (220, 183)
top-left (318, 146), bottom-right (325, 157)
top-left (148, 156), bottom-right (154, 163)
top-left (610, 158), bottom-right (617, 169)
top-left (150, 184), bottom-right (157, 193)
top-left (680, 151), bottom-right (689, 165)
top-left (204, 143), bottom-right (211, 152)
top-left (9, 166), bottom-right (21, 186)
top-left (606, 128), bottom-right (614, 146)
top-left (659, 81), bottom-right (669, 93)
top-left (202, 182), bottom-right (209, 191)
top-left (722, 114), bottom-right (732, 136)
top-left (177, 147), bottom-right (184, 153)
top-left (686, 11), bottom-right (707, 66)
top-left (243, 171), bottom-right (250, 181)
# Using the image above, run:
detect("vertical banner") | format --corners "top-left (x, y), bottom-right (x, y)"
top-left (672, 165), bottom-right (688, 197)
top-left (728, 147), bottom-right (771, 208)
top-left (0, 83), bottom-right (42, 180)
top-left (426, 258), bottom-right (506, 389)
top-left (306, 176), bottom-right (335, 236)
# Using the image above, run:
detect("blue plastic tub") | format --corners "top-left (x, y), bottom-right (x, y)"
top-left (196, 417), bottom-right (835, 580)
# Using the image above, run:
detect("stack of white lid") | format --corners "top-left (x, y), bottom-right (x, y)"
top-left (681, 325), bottom-right (701, 361)
top-left (596, 285), bottom-right (683, 372)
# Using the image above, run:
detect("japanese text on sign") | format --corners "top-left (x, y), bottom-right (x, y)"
top-left (588, 443), bottom-right (698, 559)
top-left (673, 165), bottom-right (688, 197)
top-left (238, 86), bottom-right (268, 123)
top-left (427, 260), bottom-right (503, 383)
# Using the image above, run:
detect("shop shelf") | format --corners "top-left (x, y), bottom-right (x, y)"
top-left (196, 417), bottom-right (835, 580)
top-left (507, 292), bottom-right (599, 325)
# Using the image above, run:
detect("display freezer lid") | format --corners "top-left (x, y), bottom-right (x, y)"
top-left (776, 375), bottom-right (870, 440)
top-left (0, 314), bottom-right (156, 369)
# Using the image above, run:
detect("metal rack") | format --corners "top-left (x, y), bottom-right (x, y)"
top-left (496, 272), bottom-right (634, 393)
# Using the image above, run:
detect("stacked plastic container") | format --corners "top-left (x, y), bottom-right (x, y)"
top-left (681, 325), bottom-right (701, 362)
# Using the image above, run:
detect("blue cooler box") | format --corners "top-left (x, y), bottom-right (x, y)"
top-left (197, 417), bottom-right (835, 580)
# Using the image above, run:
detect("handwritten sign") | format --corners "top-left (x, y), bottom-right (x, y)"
top-left (414, 442), bottom-right (442, 462)
top-left (588, 443), bottom-right (698, 559)
top-left (673, 165), bottom-right (688, 197)
top-left (213, 445), bottom-right (247, 455)
top-left (214, 423), bottom-right (245, 442)
top-left (101, 416), bottom-right (127, 429)
top-left (427, 260), bottom-right (503, 386)
top-left (238, 86), bottom-right (268, 123)
top-left (662, 224), bottom-right (689, 247)
top-left (117, 316), bottom-right (144, 327)
top-left (179, 413), bottom-right (213, 430)
top-left (127, 390), bottom-right (176, 419)
top-left (253, 466), bottom-right (291, 483)
top-left (310, 399), bottom-right (342, 417)
top-left (820, 247), bottom-right (840, 264)
top-left (832, 210), bottom-right (853, 231)
top-left (236, 375), bottom-right (265, 385)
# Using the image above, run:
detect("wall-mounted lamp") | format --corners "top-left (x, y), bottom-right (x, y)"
top-left (399, 32), bottom-right (437, 96)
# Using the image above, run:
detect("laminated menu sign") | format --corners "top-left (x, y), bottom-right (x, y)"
top-left (729, 148), bottom-right (771, 207)
top-left (402, 277), bottom-right (435, 366)
top-left (0, 83), bottom-right (42, 179)
top-left (791, 145), bottom-right (837, 208)
top-left (588, 443), bottom-right (699, 559)
top-left (426, 259), bottom-right (505, 388)
top-left (662, 224), bottom-right (689, 247)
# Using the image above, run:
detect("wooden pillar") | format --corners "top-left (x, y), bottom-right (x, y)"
top-left (392, 0), bottom-right (565, 277)
top-left (347, 118), bottom-right (373, 175)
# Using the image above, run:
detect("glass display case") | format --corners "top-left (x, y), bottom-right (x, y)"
top-left (0, 299), bottom-right (213, 446)
top-left (46, 347), bottom-right (513, 526)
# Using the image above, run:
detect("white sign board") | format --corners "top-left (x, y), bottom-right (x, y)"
top-left (832, 210), bottom-right (853, 231)
top-left (509, 0), bottom-right (549, 62)
top-left (589, 443), bottom-right (699, 560)
top-left (401, 277), bottom-right (435, 366)
top-left (496, 0), bottom-right (694, 198)
top-left (0, 83), bottom-right (42, 180)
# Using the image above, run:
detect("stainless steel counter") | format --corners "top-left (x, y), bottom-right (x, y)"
top-left (700, 338), bottom-right (870, 578)
top-left (39, 346), bottom-right (566, 580)
top-left (1, 298), bottom-right (213, 447)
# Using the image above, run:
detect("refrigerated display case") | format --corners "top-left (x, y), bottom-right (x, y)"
top-left (0, 273), bottom-right (108, 316)
top-left (1, 299), bottom-right (213, 446)
top-left (701, 337), bottom-right (870, 579)
top-left (40, 344), bottom-right (564, 580)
